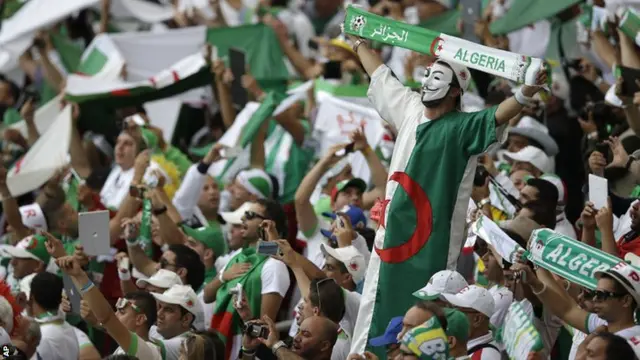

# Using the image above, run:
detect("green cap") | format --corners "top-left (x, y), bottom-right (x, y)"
top-left (4, 234), bottom-right (51, 264)
top-left (444, 308), bottom-right (470, 344)
top-left (182, 225), bottom-right (225, 257)
top-left (332, 178), bottom-right (367, 204)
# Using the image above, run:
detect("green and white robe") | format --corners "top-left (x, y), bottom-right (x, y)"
top-left (350, 65), bottom-right (506, 354)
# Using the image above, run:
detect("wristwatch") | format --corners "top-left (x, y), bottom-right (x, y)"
top-left (477, 198), bottom-right (491, 208)
top-left (271, 341), bottom-right (287, 355)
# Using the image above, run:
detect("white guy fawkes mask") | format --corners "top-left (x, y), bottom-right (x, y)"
top-left (420, 62), bottom-right (454, 103)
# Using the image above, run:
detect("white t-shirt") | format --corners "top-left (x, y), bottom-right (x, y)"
top-left (35, 321), bottom-right (80, 360)
top-left (149, 326), bottom-right (190, 360)
top-left (226, 254), bottom-right (291, 360)
top-left (466, 332), bottom-right (501, 360)
top-left (567, 314), bottom-right (640, 359)
top-left (73, 327), bottom-right (93, 350)
top-left (113, 332), bottom-right (162, 360)
top-left (488, 285), bottom-right (513, 329)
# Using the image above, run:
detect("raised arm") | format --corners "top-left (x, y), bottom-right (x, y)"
top-left (495, 69), bottom-right (547, 126)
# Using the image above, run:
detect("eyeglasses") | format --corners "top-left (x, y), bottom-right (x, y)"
top-left (116, 298), bottom-right (143, 314)
top-left (580, 288), bottom-right (595, 299)
top-left (244, 211), bottom-right (267, 221)
top-left (592, 290), bottom-right (627, 302)
top-left (315, 278), bottom-right (336, 314)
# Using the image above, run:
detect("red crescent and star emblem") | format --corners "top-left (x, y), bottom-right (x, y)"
top-left (429, 37), bottom-right (444, 57)
top-left (374, 171), bottom-right (433, 264)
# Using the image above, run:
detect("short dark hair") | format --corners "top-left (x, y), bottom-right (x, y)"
top-left (103, 355), bottom-right (140, 360)
top-left (124, 291), bottom-right (157, 330)
top-left (255, 198), bottom-right (288, 239)
top-left (30, 273), bottom-right (63, 311)
top-left (522, 200), bottom-right (557, 229)
top-left (309, 278), bottom-right (346, 323)
top-left (595, 331), bottom-right (638, 359)
top-left (169, 244), bottom-right (205, 291)
top-left (525, 178), bottom-right (559, 209)
top-left (415, 301), bottom-right (448, 331)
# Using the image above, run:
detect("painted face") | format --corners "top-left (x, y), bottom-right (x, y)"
top-left (420, 63), bottom-right (453, 103)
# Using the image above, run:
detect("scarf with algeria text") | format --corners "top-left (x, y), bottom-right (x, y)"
top-left (343, 5), bottom-right (548, 85)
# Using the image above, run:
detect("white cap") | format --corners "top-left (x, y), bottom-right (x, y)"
top-left (151, 284), bottom-right (203, 317)
top-left (504, 146), bottom-right (552, 174)
top-left (412, 270), bottom-right (468, 300)
top-left (2, 237), bottom-right (44, 262)
top-left (18, 204), bottom-right (47, 231)
top-left (320, 244), bottom-right (366, 284)
top-left (595, 262), bottom-right (640, 306)
top-left (219, 202), bottom-right (253, 225)
top-left (136, 269), bottom-right (183, 290)
top-left (441, 285), bottom-right (495, 318)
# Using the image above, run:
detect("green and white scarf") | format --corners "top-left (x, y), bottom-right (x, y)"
top-left (343, 6), bottom-right (547, 85)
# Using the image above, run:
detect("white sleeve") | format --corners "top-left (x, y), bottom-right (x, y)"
top-left (261, 259), bottom-right (291, 296)
top-left (493, 172), bottom-right (520, 199)
top-left (172, 164), bottom-right (208, 221)
top-left (367, 65), bottom-right (423, 131)
top-left (157, 336), bottom-right (183, 360)
top-left (489, 288), bottom-right (513, 329)
top-left (586, 313), bottom-right (607, 334)
top-left (341, 290), bottom-right (361, 337)
top-left (352, 233), bottom-right (371, 265)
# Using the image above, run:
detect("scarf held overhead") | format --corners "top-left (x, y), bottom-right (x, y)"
top-left (343, 5), bottom-right (546, 85)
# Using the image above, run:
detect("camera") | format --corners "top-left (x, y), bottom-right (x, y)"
top-left (244, 323), bottom-right (269, 339)
top-left (474, 165), bottom-right (489, 186)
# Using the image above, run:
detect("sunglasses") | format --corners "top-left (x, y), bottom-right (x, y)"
top-left (116, 298), bottom-right (143, 313)
top-left (244, 211), bottom-right (267, 221)
top-left (592, 290), bottom-right (627, 302)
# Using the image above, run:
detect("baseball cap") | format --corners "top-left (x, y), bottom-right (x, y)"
top-left (595, 262), bottom-right (640, 306)
top-left (503, 146), bottom-right (552, 174)
top-left (320, 205), bottom-right (368, 239)
top-left (151, 284), bottom-right (203, 316)
top-left (3, 235), bottom-right (51, 264)
top-left (441, 285), bottom-right (495, 318)
top-left (218, 202), bottom-right (252, 225)
top-left (509, 116), bottom-right (559, 157)
top-left (443, 308), bottom-right (470, 344)
top-left (235, 169), bottom-right (273, 199)
top-left (413, 270), bottom-right (468, 301)
top-left (401, 316), bottom-right (450, 360)
top-left (369, 316), bottom-right (403, 347)
top-left (136, 269), bottom-right (183, 290)
top-left (437, 60), bottom-right (470, 93)
top-left (320, 244), bottom-right (366, 284)
top-left (182, 225), bottom-right (225, 257)
top-left (330, 178), bottom-right (367, 205)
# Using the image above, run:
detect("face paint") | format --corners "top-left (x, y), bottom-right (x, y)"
top-left (420, 62), bottom-right (454, 103)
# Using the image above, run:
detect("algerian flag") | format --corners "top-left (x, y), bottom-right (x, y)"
top-left (471, 215), bottom-right (524, 264)
top-left (0, 0), bottom-right (99, 71)
top-left (312, 93), bottom-right (385, 184)
top-left (74, 33), bottom-right (125, 78)
top-left (9, 94), bottom-right (64, 137)
top-left (6, 105), bottom-right (72, 197)
top-left (208, 82), bottom-right (313, 188)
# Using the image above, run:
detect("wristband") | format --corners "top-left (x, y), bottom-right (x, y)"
top-left (477, 198), bottom-right (491, 208)
top-left (514, 88), bottom-right (534, 107)
top-left (532, 282), bottom-right (547, 295)
top-left (80, 280), bottom-right (95, 295)
top-left (352, 39), bottom-right (368, 53)
top-left (241, 347), bottom-right (256, 356)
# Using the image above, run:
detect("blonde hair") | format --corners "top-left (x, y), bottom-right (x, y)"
top-left (182, 333), bottom-right (208, 360)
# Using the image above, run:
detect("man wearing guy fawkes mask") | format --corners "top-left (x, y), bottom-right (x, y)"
top-left (344, 33), bottom-right (548, 350)
top-left (419, 60), bottom-right (465, 109)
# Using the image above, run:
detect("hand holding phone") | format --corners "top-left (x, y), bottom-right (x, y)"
top-left (335, 142), bottom-right (356, 157)
top-left (257, 241), bottom-right (281, 256)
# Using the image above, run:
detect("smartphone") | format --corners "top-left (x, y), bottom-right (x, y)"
top-left (595, 142), bottom-right (610, 160)
top-left (324, 61), bottom-right (342, 80)
top-left (619, 66), bottom-right (640, 96)
top-left (460, 0), bottom-right (482, 43)
top-left (62, 274), bottom-right (81, 315)
top-left (229, 48), bottom-right (248, 108)
top-left (230, 283), bottom-right (243, 308)
top-left (78, 211), bottom-right (111, 257)
top-left (257, 241), bottom-right (280, 256)
top-left (335, 142), bottom-right (356, 157)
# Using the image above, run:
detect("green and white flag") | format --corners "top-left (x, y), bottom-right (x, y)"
top-left (343, 5), bottom-right (546, 85)
top-left (6, 105), bottom-right (73, 197)
top-left (471, 215), bottom-right (524, 264)
top-left (619, 8), bottom-right (640, 46)
top-left (527, 229), bottom-right (621, 289)
top-left (502, 302), bottom-right (544, 360)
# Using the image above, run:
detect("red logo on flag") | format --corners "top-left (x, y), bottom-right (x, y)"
top-left (26, 237), bottom-right (38, 250)
top-left (374, 171), bottom-right (433, 264)
top-left (429, 37), bottom-right (444, 57)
